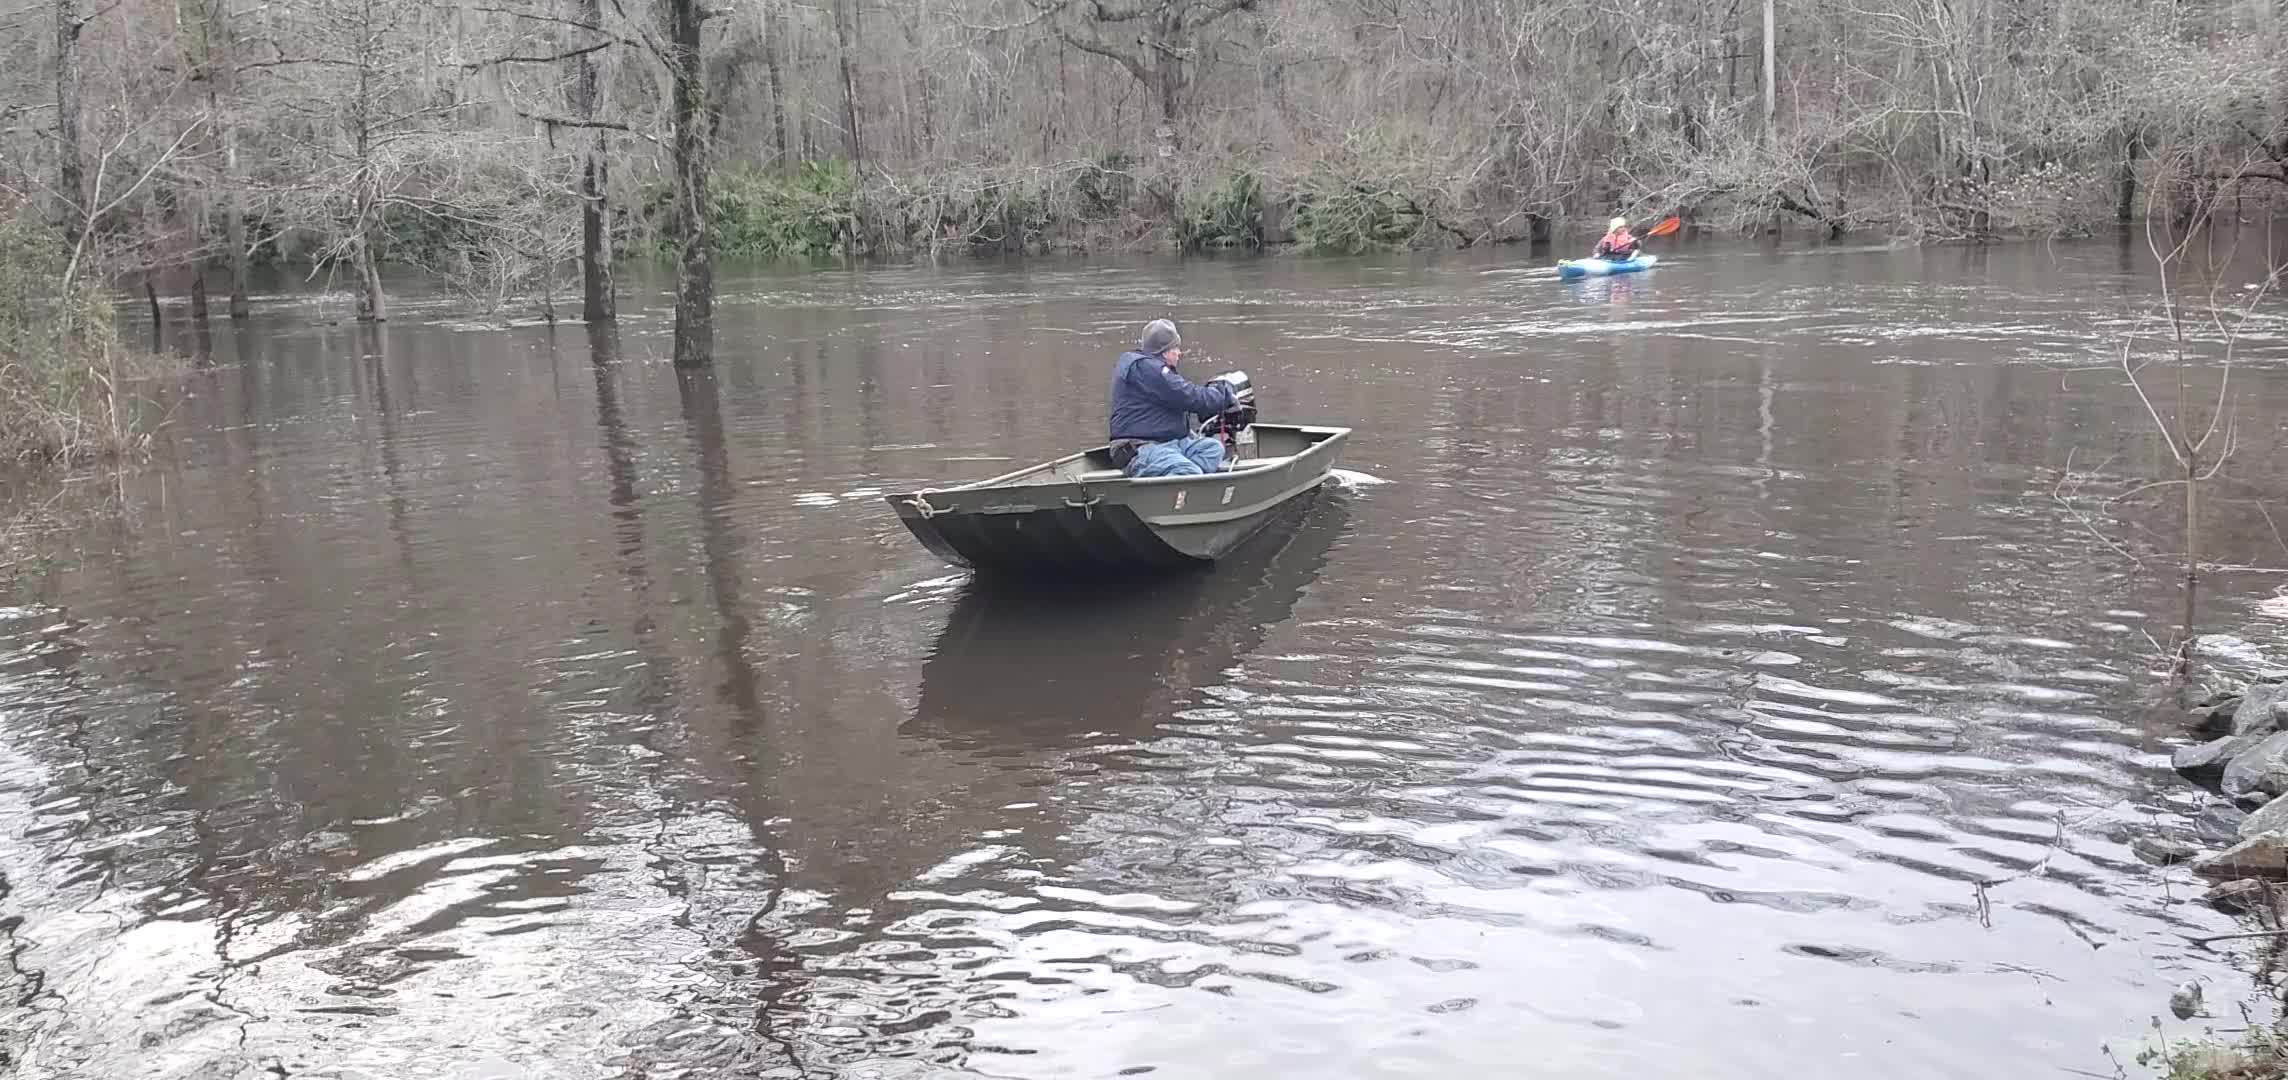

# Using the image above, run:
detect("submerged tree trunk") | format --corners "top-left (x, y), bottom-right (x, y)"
top-left (2117, 131), bottom-right (2141, 224)
top-left (55, 0), bottom-right (86, 234)
top-left (208, 0), bottom-right (250, 320)
top-left (190, 266), bottom-right (210, 326)
top-left (145, 277), bottom-right (163, 351)
top-left (351, 0), bottom-right (386, 323)
top-left (353, 144), bottom-right (386, 322)
top-left (189, 269), bottom-right (214, 360)
top-left (224, 124), bottom-right (250, 318)
top-left (666, 0), bottom-right (712, 368)
top-left (2183, 446), bottom-right (2199, 673)
top-left (573, 0), bottom-right (614, 322)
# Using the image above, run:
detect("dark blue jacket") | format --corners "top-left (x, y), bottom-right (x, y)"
top-left (1108, 350), bottom-right (1234, 442)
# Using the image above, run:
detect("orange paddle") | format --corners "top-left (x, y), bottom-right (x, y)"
top-left (1644, 215), bottom-right (1682, 238)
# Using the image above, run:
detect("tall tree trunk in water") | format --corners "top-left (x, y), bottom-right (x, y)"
top-left (189, 270), bottom-right (213, 360)
top-left (2181, 443), bottom-right (2200, 679)
top-left (146, 277), bottom-right (163, 352)
top-left (2117, 131), bottom-right (2141, 224)
top-left (181, 0), bottom-right (243, 324)
top-left (190, 265), bottom-right (209, 324)
top-left (353, 143), bottom-right (386, 321)
top-left (352, 0), bottom-right (386, 322)
top-left (666, 0), bottom-right (712, 368)
top-left (223, 124), bottom-right (250, 318)
top-left (209, 0), bottom-right (250, 319)
top-left (832, 0), bottom-right (864, 174)
top-left (763, 5), bottom-right (790, 169)
top-left (55, 0), bottom-right (86, 236)
top-left (573, 0), bottom-right (614, 322)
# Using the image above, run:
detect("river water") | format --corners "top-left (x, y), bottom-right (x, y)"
top-left (4, 239), bottom-right (2288, 1079)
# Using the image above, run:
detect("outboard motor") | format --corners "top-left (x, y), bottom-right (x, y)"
top-left (1199, 369), bottom-right (1258, 463)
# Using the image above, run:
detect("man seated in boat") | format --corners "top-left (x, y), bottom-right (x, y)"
top-left (1592, 217), bottom-right (1639, 261)
top-left (1107, 319), bottom-right (1241, 477)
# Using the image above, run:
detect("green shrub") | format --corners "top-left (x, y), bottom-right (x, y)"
top-left (377, 204), bottom-right (488, 269)
top-left (1176, 172), bottom-right (1265, 252)
top-left (644, 161), bottom-right (861, 260)
top-left (1291, 183), bottom-right (1424, 254)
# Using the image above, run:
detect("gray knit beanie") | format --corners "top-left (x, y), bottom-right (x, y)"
top-left (1139, 319), bottom-right (1181, 355)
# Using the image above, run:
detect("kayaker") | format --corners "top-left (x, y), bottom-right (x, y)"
top-left (1107, 319), bottom-right (1239, 477)
top-left (1592, 217), bottom-right (1640, 261)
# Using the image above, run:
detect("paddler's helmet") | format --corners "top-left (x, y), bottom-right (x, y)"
top-left (1610, 217), bottom-right (1628, 231)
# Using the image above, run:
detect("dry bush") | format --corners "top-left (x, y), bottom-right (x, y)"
top-left (0, 215), bottom-right (158, 463)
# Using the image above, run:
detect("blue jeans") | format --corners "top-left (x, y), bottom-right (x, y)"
top-left (1127, 435), bottom-right (1224, 477)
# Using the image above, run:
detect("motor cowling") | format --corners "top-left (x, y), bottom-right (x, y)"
top-left (1199, 370), bottom-right (1258, 454)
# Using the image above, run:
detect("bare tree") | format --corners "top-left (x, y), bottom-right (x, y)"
top-left (571, 0), bottom-right (615, 321)
top-left (1035, 0), bottom-right (1262, 157)
top-left (2056, 181), bottom-right (2286, 677)
top-left (4, 0), bottom-right (2286, 319)
top-left (832, 0), bottom-right (863, 172)
top-left (52, 0), bottom-right (86, 234)
top-left (664, 0), bottom-right (712, 367)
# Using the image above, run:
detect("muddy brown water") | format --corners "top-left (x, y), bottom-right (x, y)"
top-left (5, 239), bottom-right (2288, 1079)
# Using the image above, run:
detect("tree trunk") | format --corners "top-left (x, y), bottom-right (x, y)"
top-left (573, 0), bottom-right (614, 322)
top-left (832, 0), bottom-right (864, 173)
top-left (208, 0), bottom-right (250, 319)
top-left (189, 269), bottom-right (214, 360)
top-left (2117, 131), bottom-right (2141, 224)
top-left (1760, 0), bottom-right (1776, 139)
top-left (1153, 13), bottom-right (1183, 156)
top-left (2179, 443), bottom-right (2201, 678)
top-left (356, 233), bottom-right (386, 321)
top-left (351, 0), bottom-right (386, 324)
top-left (145, 277), bottom-right (163, 352)
top-left (667, 0), bottom-right (712, 368)
top-left (763, 6), bottom-right (791, 168)
top-left (580, 144), bottom-right (613, 322)
top-left (224, 123), bottom-right (251, 319)
top-left (55, 0), bottom-right (86, 235)
top-left (190, 266), bottom-right (210, 327)
top-left (353, 142), bottom-right (386, 322)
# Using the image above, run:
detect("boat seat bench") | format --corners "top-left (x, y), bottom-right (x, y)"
top-left (1074, 454), bottom-right (1300, 484)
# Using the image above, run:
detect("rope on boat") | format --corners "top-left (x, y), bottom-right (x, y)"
top-left (907, 491), bottom-right (943, 518)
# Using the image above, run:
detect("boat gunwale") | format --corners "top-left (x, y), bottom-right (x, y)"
top-left (892, 424), bottom-right (1353, 498)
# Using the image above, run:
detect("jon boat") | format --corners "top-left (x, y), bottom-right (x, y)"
top-left (884, 423), bottom-right (1350, 575)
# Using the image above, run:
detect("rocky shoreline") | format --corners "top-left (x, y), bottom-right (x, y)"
top-left (2170, 636), bottom-right (2288, 904)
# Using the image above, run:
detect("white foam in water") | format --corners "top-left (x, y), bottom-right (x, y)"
top-left (1326, 468), bottom-right (1390, 488)
top-left (883, 572), bottom-right (970, 605)
top-left (792, 492), bottom-right (839, 507)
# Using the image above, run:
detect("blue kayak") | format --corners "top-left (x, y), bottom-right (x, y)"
top-left (1555, 253), bottom-right (1657, 280)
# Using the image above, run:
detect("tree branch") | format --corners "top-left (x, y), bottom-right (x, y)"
top-left (515, 109), bottom-right (658, 145)
top-left (1057, 27), bottom-right (1148, 85)
top-left (462, 39), bottom-right (615, 70)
